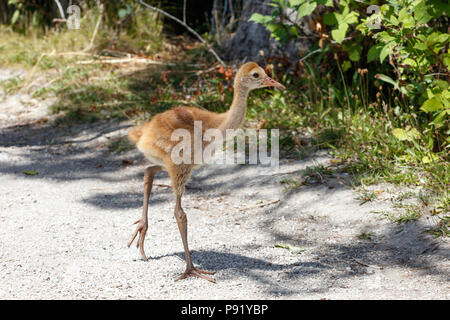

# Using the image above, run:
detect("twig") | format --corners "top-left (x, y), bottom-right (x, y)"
top-left (52, 18), bottom-right (67, 24)
top-left (299, 48), bottom-right (322, 62)
top-left (228, 0), bottom-right (235, 26)
top-left (83, 2), bottom-right (104, 52)
top-left (154, 184), bottom-right (171, 188)
top-left (161, 64), bottom-right (218, 75)
top-left (194, 64), bottom-right (220, 75)
top-left (351, 257), bottom-right (383, 269)
top-left (77, 57), bottom-right (176, 65)
top-left (154, 183), bottom-right (200, 190)
top-left (56, 51), bottom-right (94, 56)
top-left (238, 199), bottom-right (280, 212)
top-left (53, 0), bottom-right (66, 19)
top-left (30, 76), bottom-right (61, 95)
top-left (137, 0), bottom-right (226, 67)
top-left (20, 53), bottom-right (46, 91)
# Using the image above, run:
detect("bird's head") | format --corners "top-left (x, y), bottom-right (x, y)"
top-left (234, 62), bottom-right (286, 91)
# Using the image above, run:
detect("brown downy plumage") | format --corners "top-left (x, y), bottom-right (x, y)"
top-left (127, 62), bottom-right (285, 282)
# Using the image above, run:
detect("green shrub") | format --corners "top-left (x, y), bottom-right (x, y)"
top-left (250, 0), bottom-right (449, 231)
top-left (250, 0), bottom-right (449, 158)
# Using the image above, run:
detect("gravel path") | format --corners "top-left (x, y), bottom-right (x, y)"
top-left (0, 69), bottom-right (448, 299)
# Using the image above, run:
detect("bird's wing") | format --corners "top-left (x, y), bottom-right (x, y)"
top-left (161, 107), bottom-right (226, 132)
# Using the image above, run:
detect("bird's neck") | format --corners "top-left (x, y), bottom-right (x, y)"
top-left (219, 83), bottom-right (249, 132)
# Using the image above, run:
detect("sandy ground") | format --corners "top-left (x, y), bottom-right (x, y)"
top-left (0, 68), bottom-right (448, 299)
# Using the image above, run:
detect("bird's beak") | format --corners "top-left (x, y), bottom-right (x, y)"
top-left (262, 76), bottom-right (286, 89)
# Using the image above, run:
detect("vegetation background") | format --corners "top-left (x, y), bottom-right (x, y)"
top-left (0, 0), bottom-right (448, 236)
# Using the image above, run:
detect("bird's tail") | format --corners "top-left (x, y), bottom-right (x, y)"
top-left (127, 125), bottom-right (143, 145)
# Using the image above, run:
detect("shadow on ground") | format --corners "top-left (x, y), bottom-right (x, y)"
top-left (151, 220), bottom-right (448, 296)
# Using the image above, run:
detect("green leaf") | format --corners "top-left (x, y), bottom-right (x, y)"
top-left (266, 23), bottom-right (291, 43)
top-left (375, 73), bottom-right (398, 89)
top-left (422, 153), bottom-right (439, 164)
top-left (275, 244), bottom-right (305, 254)
top-left (342, 4), bottom-right (350, 17)
top-left (323, 12), bottom-right (338, 25)
top-left (398, 8), bottom-right (408, 21)
top-left (414, 41), bottom-right (428, 51)
top-left (398, 8), bottom-right (415, 28)
top-left (297, 2), bottom-right (317, 19)
top-left (444, 54), bottom-right (450, 69)
top-left (32, 13), bottom-right (40, 26)
top-left (11, 9), bottom-right (20, 25)
top-left (388, 15), bottom-right (399, 26)
top-left (249, 13), bottom-right (272, 24)
top-left (421, 97), bottom-right (444, 113)
top-left (367, 45), bottom-right (382, 63)
top-left (316, 0), bottom-right (334, 6)
top-left (435, 80), bottom-right (449, 90)
top-left (342, 60), bottom-right (351, 71)
top-left (23, 169), bottom-right (38, 175)
top-left (378, 31), bottom-right (396, 43)
top-left (348, 49), bottom-right (360, 62)
top-left (414, 1), bottom-right (432, 24)
top-left (331, 23), bottom-right (348, 43)
top-left (392, 128), bottom-right (409, 141)
top-left (426, 32), bottom-right (449, 47)
top-left (392, 128), bottom-right (420, 142)
top-left (379, 44), bottom-right (392, 63)
top-left (402, 16), bottom-right (415, 28)
top-left (346, 41), bottom-right (362, 62)
top-left (118, 8), bottom-right (128, 19)
top-left (403, 58), bottom-right (417, 67)
top-left (408, 128), bottom-right (420, 140)
top-left (432, 109), bottom-right (449, 125)
top-left (343, 11), bottom-right (359, 25)
top-left (289, 0), bottom-right (304, 6)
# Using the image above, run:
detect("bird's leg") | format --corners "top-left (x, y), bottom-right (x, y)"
top-left (128, 165), bottom-right (161, 260)
top-left (174, 194), bottom-right (215, 283)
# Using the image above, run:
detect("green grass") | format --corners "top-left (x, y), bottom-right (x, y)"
top-left (391, 206), bottom-right (423, 224)
top-left (280, 178), bottom-right (302, 191)
top-left (356, 231), bottom-right (374, 241)
top-left (356, 188), bottom-right (377, 205)
top-left (301, 164), bottom-right (333, 185)
top-left (280, 163), bottom-right (338, 192)
top-left (426, 216), bottom-right (450, 238)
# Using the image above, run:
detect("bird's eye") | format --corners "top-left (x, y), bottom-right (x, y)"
top-left (252, 72), bottom-right (259, 78)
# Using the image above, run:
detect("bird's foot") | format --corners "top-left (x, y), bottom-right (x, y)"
top-left (127, 219), bottom-right (148, 261)
top-left (176, 266), bottom-right (216, 283)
